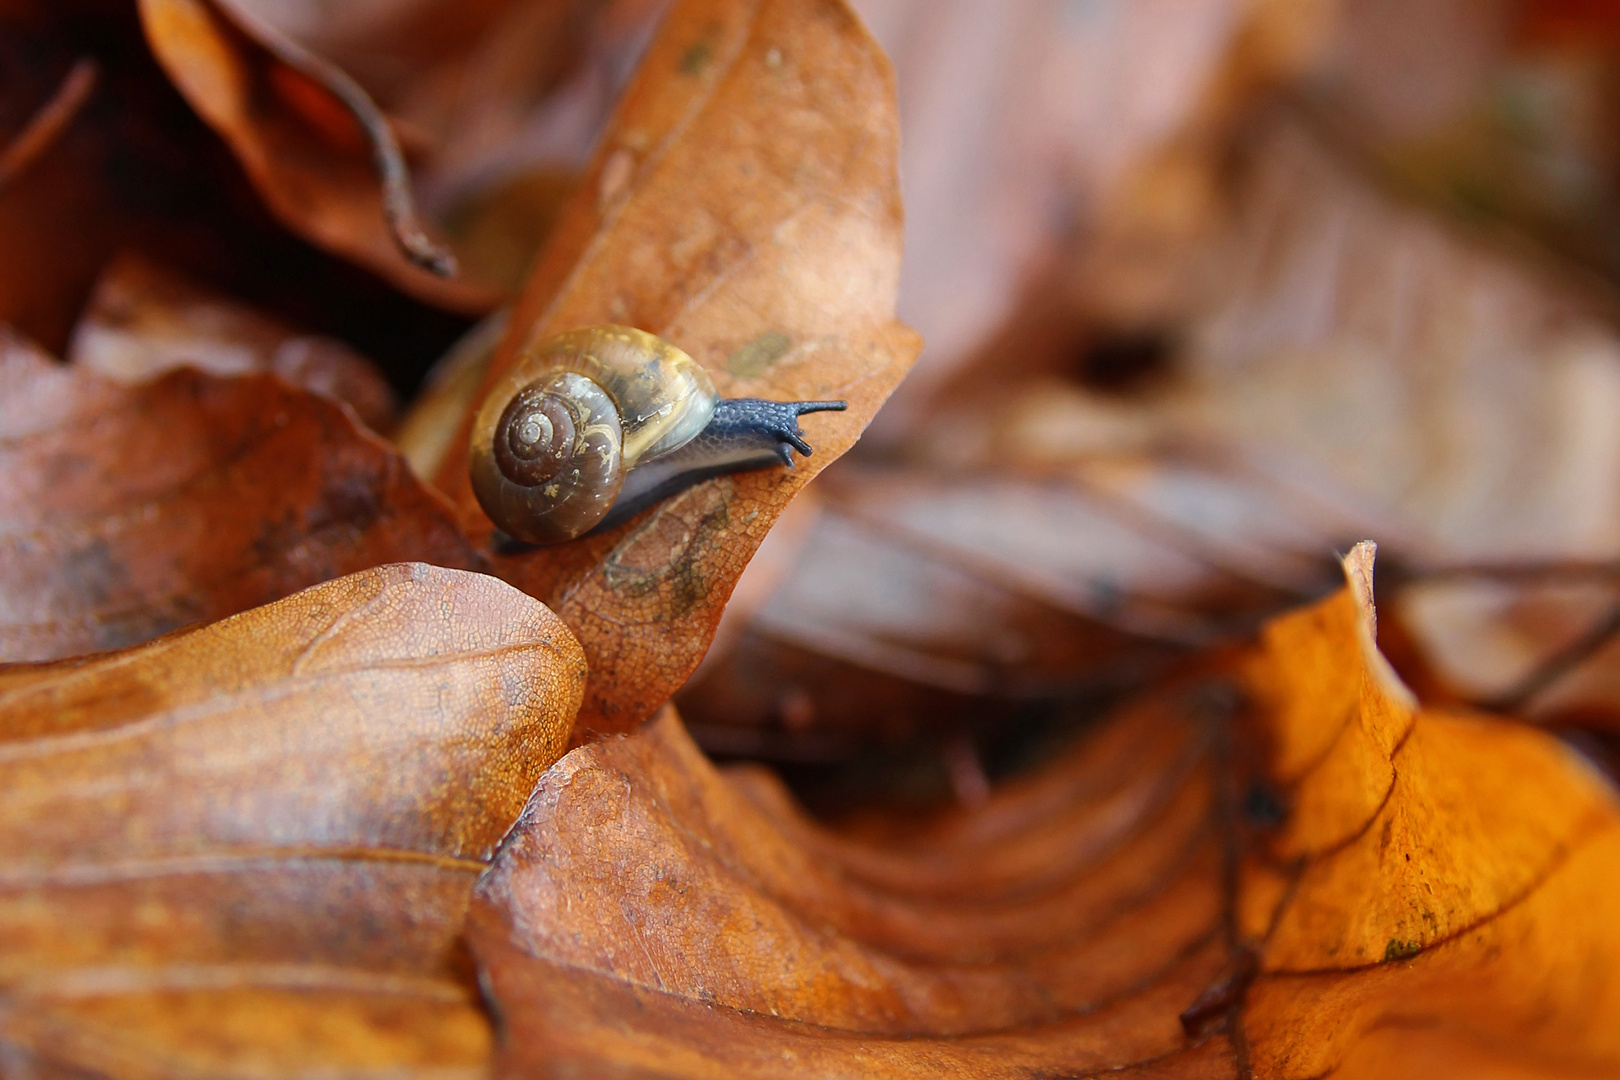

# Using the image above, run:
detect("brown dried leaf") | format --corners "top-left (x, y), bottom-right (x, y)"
top-left (138, 0), bottom-right (504, 310)
top-left (68, 251), bottom-right (397, 432)
top-left (0, 333), bottom-right (477, 661)
top-left (0, 2), bottom-right (471, 371)
top-left (467, 543), bottom-right (1620, 1076)
top-left (0, 562), bottom-right (585, 1077)
top-left (436, 0), bottom-right (921, 739)
top-left (676, 454), bottom-right (1342, 749)
top-left (470, 698), bottom-right (1233, 1077)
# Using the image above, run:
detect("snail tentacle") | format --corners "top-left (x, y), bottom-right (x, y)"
top-left (595, 397), bottom-right (848, 532)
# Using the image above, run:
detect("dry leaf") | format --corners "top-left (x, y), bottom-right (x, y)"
top-left (1235, 542), bottom-right (1620, 1077)
top-left (469, 698), bottom-right (1233, 1077)
top-left (0, 1), bottom-right (471, 371)
top-left (1166, 122), bottom-right (1620, 564)
top-left (464, 542), bottom-right (1620, 1076)
top-left (0, 562), bottom-right (585, 1077)
top-left (68, 251), bottom-right (397, 432)
top-left (676, 451), bottom-right (1348, 749)
top-left (0, 333), bottom-right (477, 661)
top-left (436, 0), bottom-right (922, 740)
top-left (675, 463), bottom-right (1187, 748)
top-left (138, 0), bottom-right (504, 310)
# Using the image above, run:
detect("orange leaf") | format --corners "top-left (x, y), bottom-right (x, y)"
top-left (466, 542), bottom-right (1620, 1076)
top-left (0, 562), bottom-right (584, 1076)
top-left (1237, 543), bottom-right (1620, 1077)
top-left (436, 0), bottom-right (922, 740)
top-left (468, 699), bottom-right (1231, 1075)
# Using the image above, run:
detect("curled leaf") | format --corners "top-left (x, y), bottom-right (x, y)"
top-left (0, 334), bottom-right (477, 661)
top-left (0, 562), bottom-right (585, 1077)
top-left (1235, 543), bottom-right (1620, 1077)
top-left (471, 699), bottom-right (1232, 1076)
top-left (138, 0), bottom-right (501, 309)
top-left (467, 542), bottom-right (1620, 1076)
top-left (437, 0), bottom-right (922, 739)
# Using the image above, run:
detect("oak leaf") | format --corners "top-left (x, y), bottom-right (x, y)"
top-left (0, 562), bottom-right (585, 1077)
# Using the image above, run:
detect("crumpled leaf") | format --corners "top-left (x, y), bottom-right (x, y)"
top-left (68, 251), bottom-right (397, 432)
top-left (0, 333), bottom-right (477, 661)
top-left (470, 697), bottom-right (1232, 1076)
top-left (436, 0), bottom-right (922, 740)
top-left (1234, 542), bottom-right (1620, 1078)
top-left (138, 0), bottom-right (503, 310)
top-left (0, 562), bottom-right (585, 1077)
top-left (465, 542), bottom-right (1620, 1077)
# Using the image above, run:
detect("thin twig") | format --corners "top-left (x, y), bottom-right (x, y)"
top-left (1483, 602), bottom-right (1620, 714)
top-left (209, 0), bottom-right (457, 277)
top-left (1393, 556), bottom-right (1620, 588)
top-left (0, 58), bottom-right (98, 195)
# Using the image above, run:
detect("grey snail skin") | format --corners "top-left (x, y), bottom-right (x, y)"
top-left (468, 325), bottom-right (846, 546)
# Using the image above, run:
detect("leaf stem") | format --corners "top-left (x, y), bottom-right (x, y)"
top-left (0, 58), bottom-right (98, 195)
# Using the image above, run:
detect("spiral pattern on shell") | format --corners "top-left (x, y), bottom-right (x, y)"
top-left (493, 383), bottom-right (576, 487)
top-left (471, 370), bottom-right (625, 545)
top-left (468, 326), bottom-right (718, 545)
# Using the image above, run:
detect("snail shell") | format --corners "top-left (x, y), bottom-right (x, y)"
top-left (469, 325), bottom-right (717, 545)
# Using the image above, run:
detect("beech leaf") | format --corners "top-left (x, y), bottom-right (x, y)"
top-left (1236, 543), bottom-right (1620, 1077)
top-left (0, 562), bottom-right (585, 1077)
top-left (68, 251), bottom-right (398, 432)
top-left (466, 543), bottom-right (1620, 1077)
top-left (470, 699), bottom-right (1231, 1077)
top-left (0, 334), bottom-right (477, 661)
top-left (138, 0), bottom-right (502, 311)
top-left (435, 0), bottom-right (922, 740)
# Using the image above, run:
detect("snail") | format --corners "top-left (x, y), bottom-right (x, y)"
top-left (468, 325), bottom-right (846, 545)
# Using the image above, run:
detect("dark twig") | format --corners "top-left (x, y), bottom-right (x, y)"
top-left (1481, 602), bottom-right (1620, 715)
top-left (0, 58), bottom-right (98, 195)
top-left (210, 0), bottom-right (457, 276)
top-left (1390, 556), bottom-right (1620, 589)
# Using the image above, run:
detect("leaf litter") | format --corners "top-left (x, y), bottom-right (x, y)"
top-left (2, 0), bottom-right (1620, 1075)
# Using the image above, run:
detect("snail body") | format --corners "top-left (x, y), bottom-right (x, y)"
top-left (469, 325), bottom-right (844, 545)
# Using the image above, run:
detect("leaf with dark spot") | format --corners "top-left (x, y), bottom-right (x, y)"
top-left (0, 333), bottom-right (477, 661)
